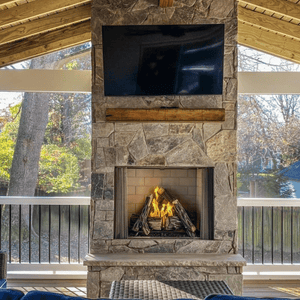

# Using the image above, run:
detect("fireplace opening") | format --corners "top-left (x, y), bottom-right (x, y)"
top-left (115, 167), bottom-right (214, 240)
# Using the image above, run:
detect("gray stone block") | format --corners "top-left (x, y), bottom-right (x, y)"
top-left (155, 267), bottom-right (206, 281)
top-left (203, 124), bottom-right (222, 141)
top-left (208, 274), bottom-right (243, 296)
top-left (87, 272), bottom-right (100, 299)
top-left (137, 154), bottom-right (166, 166)
top-left (128, 240), bottom-right (157, 249)
top-left (143, 123), bottom-right (169, 139)
top-left (96, 200), bottom-right (114, 211)
top-left (115, 132), bottom-right (135, 147)
top-left (166, 139), bottom-right (214, 166)
top-left (100, 267), bottom-right (125, 281)
top-left (206, 130), bottom-right (237, 162)
top-left (93, 123), bottom-right (114, 138)
top-left (93, 221), bottom-right (114, 239)
top-left (91, 173), bottom-right (104, 198)
top-left (128, 129), bottom-right (148, 161)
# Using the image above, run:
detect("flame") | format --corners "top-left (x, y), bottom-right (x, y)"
top-left (149, 187), bottom-right (174, 228)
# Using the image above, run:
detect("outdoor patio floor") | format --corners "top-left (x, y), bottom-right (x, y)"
top-left (6, 280), bottom-right (300, 298)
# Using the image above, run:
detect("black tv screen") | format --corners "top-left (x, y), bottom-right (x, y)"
top-left (102, 25), bottom-right (224, 96)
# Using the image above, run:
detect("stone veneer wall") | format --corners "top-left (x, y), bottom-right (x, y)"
top-left (87, 263), bottom-right (244, 297)
top-left (91, 0), bottom-right (238, 254)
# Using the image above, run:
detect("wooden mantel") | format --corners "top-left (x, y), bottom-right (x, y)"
top-left (159, 0), bottom-right (173, 7)
top-left (106, 108), bottom-right (225, 122)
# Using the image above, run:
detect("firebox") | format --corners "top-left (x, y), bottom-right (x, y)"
top-left (115, 167), bottom-right (214, 240)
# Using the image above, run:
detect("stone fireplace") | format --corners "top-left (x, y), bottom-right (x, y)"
top-left (84, 0), bottom-right (246, 298)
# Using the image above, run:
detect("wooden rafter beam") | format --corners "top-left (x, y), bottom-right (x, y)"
top-left (0, 20), bottom-right (91, 67)
top-left (0, 0), bottom-right (16, 7)
top-left (238, 0), bottom-right (300, 22)
top-left (238, 20), bottom-right (300, 64)
top-left (238, 6), bottom-right (300, 41)
top-left (0, 4), bottom-right (91, 46)
top-left (0, 0), bottom-right (91, 27)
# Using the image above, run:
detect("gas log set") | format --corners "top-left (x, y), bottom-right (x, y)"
top-left (130, 187), bottom-right (198, 238)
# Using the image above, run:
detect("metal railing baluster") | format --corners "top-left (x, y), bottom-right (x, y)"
top-left (242, 206), bottom-right (245, 257)
top-left (252, 206), bottom-right (255, 264)
top-left (262, 206), bottom-right (264, 264)
top-left (291, 207), bottom-right (293, 264)
top-left (59, 205), bottom-right (61, 264)
top-left (68, 205), bottom-right (71, 264)
top-left (29, 205), bottom-right (31, 263)
top-left (271, 206), bottom-right (274, 264)
top-left (49, 205), bottom-right (51, 263)
top-left (19, 204), bottom-right (21, 263)
top-left (281, 207), bottom-right (284, 264)
top-left (9, 205), bottom-right (11, 263)
top-left (78, 205), bottom-right (81, 263)
top-left (0, 204), bottom-right (2, 250)
top-left (39, 205), bottom-right (41, 263)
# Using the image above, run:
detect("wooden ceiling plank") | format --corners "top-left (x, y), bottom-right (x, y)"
top-left (0, 0), bottom-right (91, 27)
top-left (239, 0), bottom-right (300, 22)
top-left (0, 4), bottom-right (91, 46)
top-left (0, 20), bottom-right (91, 67)
top-left (238, 20), bottom-right (300, 64)
top-left (238, 7), bottom-right (300, 41)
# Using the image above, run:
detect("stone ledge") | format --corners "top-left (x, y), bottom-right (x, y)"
top-left (84, 253), bottom-right (246, 267)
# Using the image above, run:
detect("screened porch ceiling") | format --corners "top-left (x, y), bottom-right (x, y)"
top-left (0, 0), bottom-right (300, 67)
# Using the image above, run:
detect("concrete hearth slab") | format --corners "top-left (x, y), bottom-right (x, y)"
top-left (84, 253), bottom-right (246, 267)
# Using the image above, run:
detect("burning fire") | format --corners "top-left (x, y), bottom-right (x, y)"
top-left (149, 187), bottom-right (174, 227)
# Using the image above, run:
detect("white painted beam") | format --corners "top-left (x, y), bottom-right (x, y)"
top-left (0, 196), bottom-right (90, 205)
top-left (7, 263), bottom-right (87, 279)
top-left (238, 198), bottom-right (300, 207)
top-left (0, 70), bottom-right (91, 93)
top-left (238, 72), bottom-right (300, 94)
top-left (1, 70), bottom-right (300, 94)
top-left (244, 264), bottom-right (300, 280)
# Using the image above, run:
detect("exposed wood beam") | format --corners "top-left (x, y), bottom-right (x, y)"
top-left (0, 0), bottom-right (16, 7)
top-left (0, 20), bottom-right (91, 67)
top-left (0, 4), bottom-right (91, 46)
top-left (106, 108), bottom-right (225, 122)
top-left (238, 21), bottom-right (300, 64)
top-left (238, 6), bottom-right (300, 41)
top-left (0, 0), bottom-right (91, 27)
top-left (238, 0), bottom-right (300, 22)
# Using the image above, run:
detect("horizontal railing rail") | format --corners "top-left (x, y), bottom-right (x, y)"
top-left (0, 196), bottom-right (90, 278)
top-left (238, 198), bottom-right (300, 207)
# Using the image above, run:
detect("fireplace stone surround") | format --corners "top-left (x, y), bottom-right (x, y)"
top-left (85, 0), bottom-right (246, 298)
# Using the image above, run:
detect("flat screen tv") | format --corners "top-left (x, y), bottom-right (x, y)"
top-left (102, 24), bottom-right (224, 96)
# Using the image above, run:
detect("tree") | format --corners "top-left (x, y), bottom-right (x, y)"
top-left (4, 43), bottom-right (91, 196)
top-left (237, 46), bottom-right (300, 197)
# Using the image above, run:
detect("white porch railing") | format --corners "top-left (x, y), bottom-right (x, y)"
top-left (1, 196), bottom-right (300, 279)
top-left (0, 196), bottom-right (90, 279)
top-left (238, 198), bottom-right (300, 280)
